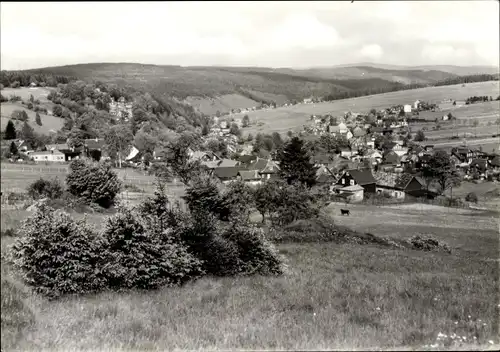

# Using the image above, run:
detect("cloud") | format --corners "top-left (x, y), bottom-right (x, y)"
top-left (360, 44), bottom-right (384, 60)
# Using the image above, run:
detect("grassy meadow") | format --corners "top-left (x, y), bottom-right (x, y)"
top-left (237, 81), bottom-right (499, 136)
top-left (0, 103), bottom-right (63, 135)
top-left (1, 162), bottom-right (500, 350)
top-left (1, 199), bottom-right (499, 351)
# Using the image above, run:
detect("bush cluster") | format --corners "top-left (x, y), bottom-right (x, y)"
top-left (26, 178), bottom-right (64, 200)
top-left (409, 235), bottom-right (452, 254)
top-left (10, 180), bottom-right (285, 299)
top-left (65, 159), bottom-right (122, 208)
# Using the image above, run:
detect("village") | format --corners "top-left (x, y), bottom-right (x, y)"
top-left (4, 95), bottom-right (499, 204)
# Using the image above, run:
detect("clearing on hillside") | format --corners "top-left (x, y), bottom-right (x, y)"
top-left (237, 81), bottom-right (500, 135)
top-left (0, 103), bottom-right (63, 135)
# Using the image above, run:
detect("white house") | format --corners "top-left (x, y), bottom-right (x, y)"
top-left (31, 150), bottom-right (65, 163)
top-left (414, 100), bottom-right (420, 109)
top-left (403, 104), bottom-right (412, 113)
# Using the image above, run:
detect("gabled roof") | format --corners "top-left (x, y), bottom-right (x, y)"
top-left (46, 143), bottom-right (71, 151)
top-left (342, 184), bottom-right (364, 192)
top-left (373, 171), bottom-right (420, 190)
top-left (383, 151), bottom-right (400, 164)
top-left (247, 157), bottom-right (268, 171)
top-left (260, 159), bottom-right (280, 174)
top-left (343, 168), bottom-right (376, 185)
top-left (217, 159), bottom-right (240, 168)
top-left (316, 165), bottom-right (335, 184)
top-left (201, 160), bottom-right (220, 169)
top-left (31, 150), bottom-right (65, 156)
top-left (237, 154), bottom-right (257, 165)
top-left (238, 170), bottom-right (261, 181)
top-left (328, 125), bottom-right (340, 133)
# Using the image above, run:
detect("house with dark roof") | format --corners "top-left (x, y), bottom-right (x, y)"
top-left (373, 171), bottom-right (424, 199)
top-left (84, 138), bottom-right (106, 161)
top-left (469, 158), bottom-right (488, 173)
top-left (237, 154), bottom-right (257, 165)
top-left (382, 150), bottom-right (400, 166)
top-left (335, 168), bottom-right (376, 193)
top-left (237, 170), bottom-right (263, 186)
top-left (311, 153), bottom-right (332, 167)
top-left (217, 158), bottom-right (241, 168)
top-left (489, 155), bottom-right (500, 170)
top-left (213, 166), bottom-right (245, 184)
top-left (452, 147), bottom-right (476, 163)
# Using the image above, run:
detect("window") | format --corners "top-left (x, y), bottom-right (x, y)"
top-left (342, 178), bottom-right (345, 185)
top-left (350, 179), bottom-right (355, 186)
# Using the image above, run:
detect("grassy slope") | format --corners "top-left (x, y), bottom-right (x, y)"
top-left (0, 102), bottom-right (63, 135)
top-left (1, 201), bottom-right (498, 350)
top-left (0, 86), bottom-right (62, 135)
top-left (238, 81), bottom-right (500, 135)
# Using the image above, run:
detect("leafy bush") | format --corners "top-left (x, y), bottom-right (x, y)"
top-left (222, 223), bottom-right (285, 276)
top-left (66, 159), bottom-right (122, 208)
top-left (10, 203), bottom-right (106, 298)
top-left (26, 178), bottom-right (64, 200)
top-left (408, 235), bottom-right (451, 254)
top-left (465, 192), bottom-right (478, 203)
top-left (100, 207), bottom-right (203, 290)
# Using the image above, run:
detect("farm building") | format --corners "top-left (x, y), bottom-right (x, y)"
top-left (403, 104), bottom-right (412, 113)
top-left (373, 171), bottom-right (424, 199)
top-left (335, 168), bottom-right (377, 194)
top-left (31, 150), bottom-right (66, 163)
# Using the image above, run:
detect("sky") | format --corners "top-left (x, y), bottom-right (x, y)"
top-left (1, 1), bottom-right (499, 70)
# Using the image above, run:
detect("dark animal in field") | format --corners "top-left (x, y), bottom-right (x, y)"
top-left (340, 209), bottom-right (350, 216)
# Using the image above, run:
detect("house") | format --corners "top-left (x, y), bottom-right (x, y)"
top-left (125, 146), bottom-right (141, 162)
top-left (489, 155), bottom-right (500, 170)
top-left (340, 149), bottom-right (358, 159)
top-left (217, 158), bottom-right (241, 168)
top-left (45, 143), bottom-right (81, 161)
top-left (31, 150), bottom-right (66, 163)
top-left (469, 158), bottom-right (488, 173)
top-left (424, 145), bottom-right (434, 153)
top-left (414, 100), bottom-right (420, 109)
top-left (410, 145), bottom-right (425, 156)
top-left (393, 145), bottom-right (409, 157)
top-left (258, 159), bottom-right (280, 180)
top-left (382, 151), bottom-right (400, 166)
top-left (29, 82), bottom-right (37, 88)
top-left (213, 167), bottom-right (244, 184)
top-left (452, 147), bottom-right (476, 163)
top-left (335, 168), bottom-right (377, 193)
top-left (404, 104), bottom-right (412, 113)
top-left (365, 150), bottom-right (383, 165)
top-left (316, 165), bottom-right (336, 184)
top-left (373, 171), bottom-right (425, 199)
top-left (312, 154), bottom-right (332, 167)
top-left (237, 154), bottom-right (258, 165)
top-left (331, 184), bottom-right (364, 203)
top-left (188, 150), bottom-right (221, 162)
top-left (237, 170), bottom-right (262, 186)
top-left (84, 138), bottom-right (106, 161)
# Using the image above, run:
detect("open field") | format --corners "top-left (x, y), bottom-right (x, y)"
top-left (1, 87), bottom-right (53, 102)
top-left (0, 163), bottom-right (185, 199)
top-left (430, 138), bottom-right (500, 153)
top-left (419, 101), bottom-right (500, 122)
top-left (237, 81), bottom-right (499, 135)
top-left (1, 200), bottom-right (499, 350)
top-left (1, 102), bottom-right (63, 135)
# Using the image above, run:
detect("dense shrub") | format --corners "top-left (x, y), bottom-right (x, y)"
top-left (10, 203), bottom-right (106, 298)
top-left (100, 207), bottom-right (203, 290)
top-left (222, 223), bottom-right (285, 276)
top-left (66, 159), bottom-right (122, 208)
top-left (408, 235), bottom-right (451, 254)
top-left (465, 192), bottom-right (478, 203)
top-left (26, 178), bottom-right (64, 200)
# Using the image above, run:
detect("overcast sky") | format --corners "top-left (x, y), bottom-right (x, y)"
top-left (1, 1), bottom-right (499, 70)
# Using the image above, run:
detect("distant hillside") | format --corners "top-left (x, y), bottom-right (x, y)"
top-left (324, 62), bottom-right (500, 76)
top-left (7, 62), bottom-right (499, 116)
